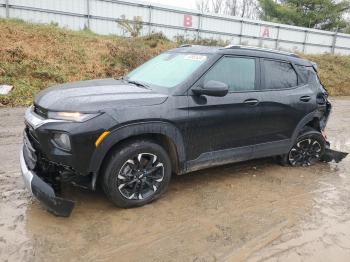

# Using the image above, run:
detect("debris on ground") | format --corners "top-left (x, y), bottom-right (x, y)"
top-left (0, 85), bottom-right (13, 95)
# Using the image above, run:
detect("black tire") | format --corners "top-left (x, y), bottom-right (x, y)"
top-left (101, 139), bottom-right (172, 208)
top-left (279, 127), bottom-right (326, 167)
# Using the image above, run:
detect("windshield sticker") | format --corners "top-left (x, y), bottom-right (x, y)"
top-left (184, 55), bottom-right (207, 62)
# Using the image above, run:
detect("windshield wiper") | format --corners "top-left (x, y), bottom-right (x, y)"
top-left (122, 78), bottom-right (149, 89)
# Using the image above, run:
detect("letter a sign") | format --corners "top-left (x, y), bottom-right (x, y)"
top-left (261, 27), bottom-right (270, 38)
top-left (184, 15), bottom-right (193, 28)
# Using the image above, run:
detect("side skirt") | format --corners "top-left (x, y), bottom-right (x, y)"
top-left (185, 145), bottom-right (253, 173)
top-left (183, 139), bottom-right (291, 174)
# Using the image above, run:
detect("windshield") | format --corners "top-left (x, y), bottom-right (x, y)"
top-left (126, 53), bottom-right (208, 88)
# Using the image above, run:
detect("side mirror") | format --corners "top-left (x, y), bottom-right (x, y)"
top-left (192, 80), bottom-right (229, 97)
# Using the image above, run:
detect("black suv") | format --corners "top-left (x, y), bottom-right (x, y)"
top-left (21, 45), bottom-right (332, 216)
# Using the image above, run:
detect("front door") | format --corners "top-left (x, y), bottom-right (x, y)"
top-left (185, 56), bottom-right (261, 169)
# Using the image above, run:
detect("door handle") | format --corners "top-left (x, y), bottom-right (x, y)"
top-left (244, 99), bottom-right (259, 106)
top-left (300, 96), bottom-right (311, 102)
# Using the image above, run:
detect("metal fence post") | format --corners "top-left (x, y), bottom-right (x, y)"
top-left (239, 20), bottom-right (243, 45)
top-left (86, 0), bottom-right (91, 30)
top-left (275, 26), bottom-right (280, 49)
top-left (197, 13), bottom-right (201, 40)
top-left (331, 31), bottom-right (337, 54)
top-left (147, 5), bottom-right (152, 35)
top-left (258, 23), bottom-right (263, 47)
top-left (303, 30), bottom-right (308, 53)
top-left (5, 0), bottom-right (9, 18)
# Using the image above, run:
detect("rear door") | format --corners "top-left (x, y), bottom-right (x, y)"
top-left (253, 58), bottom-right (317, 157)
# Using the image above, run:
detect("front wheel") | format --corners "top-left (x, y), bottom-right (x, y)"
top-left (281, 129), bottom-right (326, 167)
top-left (101, 140), bottom-right (172, 208)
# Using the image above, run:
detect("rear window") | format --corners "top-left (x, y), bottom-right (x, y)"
top-left (263, 60), bottom-right (298, 90)
top-left (295, 65), bottom-right (320, 85)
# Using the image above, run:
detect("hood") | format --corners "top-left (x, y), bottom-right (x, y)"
top-left (34, 79), bottom-right (168, 112)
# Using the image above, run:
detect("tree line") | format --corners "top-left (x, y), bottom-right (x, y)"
top-left (196, 0), bottom-right (350, 33)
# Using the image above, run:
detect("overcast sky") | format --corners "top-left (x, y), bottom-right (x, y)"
top-left (148, 0), bottom-right (197, 10)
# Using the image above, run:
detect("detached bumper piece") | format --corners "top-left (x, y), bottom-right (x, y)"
top-left (20, 146), bottom-right (75, 217)
top-left (322, 148), bottom-right (348, 163)
top-left (321, 142), bottom-right (348, 163)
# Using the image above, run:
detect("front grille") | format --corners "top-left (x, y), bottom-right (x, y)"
top-left (33, 104), bottom-right (48, 119)
top-left (25, 124), bottom-right (39, 144)
top-left (23, 131), bottom-right (37, 170)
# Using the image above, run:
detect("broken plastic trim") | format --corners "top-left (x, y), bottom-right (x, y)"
top-left (321, 141), bottom-right (348, 163)
top-left (20, 147), bottom-right (75, 217)
top-left (322, 148), bottom-right (348, 163)
top-left (31, 175), bottom-right (75, 217)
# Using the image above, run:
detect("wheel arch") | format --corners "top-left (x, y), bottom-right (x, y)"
top-left (89, 121), bottom-right (186, 188)
top-left (291, 111), bottom-right (323, 144)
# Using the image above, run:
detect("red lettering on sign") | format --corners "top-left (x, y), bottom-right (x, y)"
top-left (261, 27), bottom-right (270, 38)
top-left (184, 15), bottom-right (192, 28)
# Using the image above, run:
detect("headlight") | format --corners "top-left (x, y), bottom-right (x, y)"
top-left (47, 111), bottom-right (100, 122)
top-left (53, 133), bottom-right (71, 151)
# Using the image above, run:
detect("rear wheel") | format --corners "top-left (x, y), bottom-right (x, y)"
top-left (280, 128), bottom-right (326, 167)
top-left (102, 140), bottom-right (172, 208)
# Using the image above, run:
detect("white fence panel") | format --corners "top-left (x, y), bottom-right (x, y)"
top-left (10, 0), bottom-right (87, 14)
top-left (1, 0), bottom-right (350, 55)
top-left (260, 39), bottom-right (277, 49)
top-left (9, 8), bottom-right (87, 30)
top-left (0, 0), bottom-right (6, 17)
top-left (278, 28), bottom-right (305, 43)
top-left (278, 42), bottom-right (304, 52)
top-left (305, 45), bottom-right (332, 54)
top-left (152, 9), bottom-right (199, 29)
top-left (90, 0), bottom-right (148, 20)
top-left (90, 18), bottom-right (121, 35)
top-left (307, 32), bottom-right (333, 46)
top-left (201, 17), bottom-right (240, 35)
top-left (336, 35), bottom-right (350, 48)
top-left (335, 48), bottom-right (350, 55)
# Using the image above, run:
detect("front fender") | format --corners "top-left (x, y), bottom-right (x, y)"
top-left (88, 121), bottom-right (186, 178)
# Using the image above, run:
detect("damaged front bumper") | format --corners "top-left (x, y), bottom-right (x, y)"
top-left (20, 147), bottom-right (75, 217)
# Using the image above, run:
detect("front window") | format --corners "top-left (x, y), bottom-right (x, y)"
top-left (202, 56), bottom-right (256, 92)
top-left (126, 53), bottom-right (208, 88)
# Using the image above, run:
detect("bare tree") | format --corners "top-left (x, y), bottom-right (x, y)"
top-left (196, 0), bottom-right (210, 13)
top-left (211, 0), bottom-right (224, 13)
top-left (197, 0), bottom-right (259, 19)
top-left (240, 0), bottom-right (258, 18)
top-left (225, 0), bottom-right (238, 16)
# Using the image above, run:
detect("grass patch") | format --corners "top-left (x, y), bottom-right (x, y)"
top-left (0, 18), bottom-right (349, 106)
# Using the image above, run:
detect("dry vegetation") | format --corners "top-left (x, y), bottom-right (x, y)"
top-left (0, 19), bottom-right (349, 106)
top-left (303, 54), bottom-right (350, 96)
top-left (0, 19), bottom-right (175, 106)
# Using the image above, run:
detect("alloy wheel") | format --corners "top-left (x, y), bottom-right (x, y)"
top-left (288, 138), bottom-right (322, 166)
top-left (117, 153), bottom-right (164, 200)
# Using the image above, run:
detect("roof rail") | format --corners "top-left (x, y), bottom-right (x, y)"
top-left (223, 45), bottom-right (299, 58)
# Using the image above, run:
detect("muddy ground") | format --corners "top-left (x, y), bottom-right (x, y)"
top-left (1, 98), bottom-right (350, 262)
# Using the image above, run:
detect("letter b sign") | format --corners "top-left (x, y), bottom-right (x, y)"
top-left (183, 15), bottom-right (192, 28)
